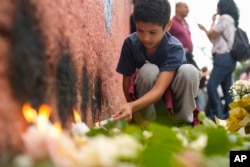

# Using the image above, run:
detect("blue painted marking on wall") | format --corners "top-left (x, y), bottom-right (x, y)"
top-left (103, 0), bottom-right (113, 35)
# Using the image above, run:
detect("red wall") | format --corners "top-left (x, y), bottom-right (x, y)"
top-left (0, 0), bottom-right (131, 153)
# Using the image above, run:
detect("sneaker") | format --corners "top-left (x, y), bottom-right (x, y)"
top-left (214, 116), bottom-right (227, 129)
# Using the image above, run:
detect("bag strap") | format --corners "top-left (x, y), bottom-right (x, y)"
top-left (221, 29), bottom-right (236, 50)
top-left (221, 33), bottom-right (228, 42)
top-left (221, 32), bottom-right (230, 50)
top-left (222, 25), bottom-right (238, 48)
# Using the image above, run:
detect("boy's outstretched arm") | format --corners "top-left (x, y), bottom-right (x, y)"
top-left (112, 70), bottom-right (176, 122)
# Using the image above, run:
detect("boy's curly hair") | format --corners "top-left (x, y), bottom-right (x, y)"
top-left (133, 0), bottom-right (171, 28)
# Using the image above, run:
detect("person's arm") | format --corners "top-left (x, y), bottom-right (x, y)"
top-left (197, 13), bottom-right (220, 42)
top-left (112, 70), bottom-right (176, 122)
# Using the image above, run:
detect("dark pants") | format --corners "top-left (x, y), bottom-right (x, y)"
top-left (185, 51), bottom-right (200, 70)
top-left (207, 53), bottom-right (236, 120)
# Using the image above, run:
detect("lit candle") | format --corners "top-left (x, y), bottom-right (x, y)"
top-left (71, 122), bottom-right (89, 137)
top-left (35, 104), bottom-right (52, 134)
top-left (21, 103), bottom-right (63, 160)
top-left (95, 118), bottom-right (113, 127)
top-left (71, 109), bottom-right (89, 137)
top-left (22, 103), bottom-right (52, 134)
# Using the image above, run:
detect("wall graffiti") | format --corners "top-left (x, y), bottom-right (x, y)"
top-left (56, 50), bottom-right (77, 127)
top-left (103, 0), bottom-right (113, 35)
top-left (81, 64), bottom-right (90, 122)
top-left (8, 0), bottom-right (48, 109)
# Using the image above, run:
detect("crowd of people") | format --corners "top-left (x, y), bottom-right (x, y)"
top-left (111, 0), bottom-right (246, 128)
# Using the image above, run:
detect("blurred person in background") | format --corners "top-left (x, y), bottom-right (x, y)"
top-left (240, 66), bottom-right (250, 80)
top-left (169, 1), bottom-right (199, 70)
top-left (198, 0), bottom-right (238, 122)
top-left (196, 67), bottom-right (210, 113)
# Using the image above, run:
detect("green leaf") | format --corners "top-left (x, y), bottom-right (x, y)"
top-left (204, 155), bottom-right (229, 167)
top-left (139, 123), bottom-right (183, 167)
top-left (204, 127), bottom-right (230, 155)
top-left (86, 127), bottom-right (109, 137)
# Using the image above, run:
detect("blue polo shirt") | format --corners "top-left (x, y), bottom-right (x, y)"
top-left (116, 32), bottom-right (186, 76)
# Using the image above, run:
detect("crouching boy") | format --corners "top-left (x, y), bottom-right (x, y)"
top-left (112, 0), bottom-right (201, 127)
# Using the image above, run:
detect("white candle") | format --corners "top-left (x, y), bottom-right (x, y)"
top-left (95, 118), bottom-right (113, 127)
top-left (71, 122), bottom-right (90, 137)
top-left (36, 115), bottom-right (51, 134)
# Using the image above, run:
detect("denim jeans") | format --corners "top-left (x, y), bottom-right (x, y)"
top-left (207, 53), bottom-right (236, 120)
top-left (196, 88), bottom-right (208, 111)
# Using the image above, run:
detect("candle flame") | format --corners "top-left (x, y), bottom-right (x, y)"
top-left (22, 103), bottom-right (51, 126)
top-left (22, 103), bottom-right (37, 123)
top-left (73, 109), bottom-right (81, 123)
top-left (23, 103), bottom-right (62, 136)
top-left (38, 104), bottom-right (51, 119)
top-left (36, 104), bottom-right (52, 133)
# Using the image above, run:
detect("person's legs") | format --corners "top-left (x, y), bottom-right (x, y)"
top-left (196, 89), bottom-right (208, 111)
top-left (207, 53), bottom-right (236, 120)
top-left (206, 67), bottom-right (223, 120)
top-left (171, 64), bottom-right (201, 123)
top-left (221, 73), bottom-right (233, 118)
top-left (135, 62), bottom-right (159, 121)
top-left (220, 54), bottom-right (235, 119)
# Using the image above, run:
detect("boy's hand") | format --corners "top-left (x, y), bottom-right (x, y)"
top-left (111, 103), bottom-right (133, 122)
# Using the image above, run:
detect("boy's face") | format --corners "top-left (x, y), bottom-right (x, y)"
top-left (136, 22), bottom-right (166, 51)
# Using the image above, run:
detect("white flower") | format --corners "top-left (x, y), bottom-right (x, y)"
top-left (189, 135), bottom-right (208, 152)
top-left (47, 132), bottom-right (86, 167)
top-left (176, 133), bottom-right (189, 147)
top-left (22, 125), bottom-right (48, 159)
top-left (142, 130), bottom-right (153, 139)
top-left (83, 135), bottom-right (119, 167)
top-left (13, 154), bottom-right (34, 167)
top-left (229, 79), bottom-right (250, 101)
top-left (172, 127), bottom-right (189, 147)
top-left (113, 134), bottom-right (143, 160)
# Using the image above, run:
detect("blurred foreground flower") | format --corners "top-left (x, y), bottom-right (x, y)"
top-left (18, 103), bottom-right (144, 167)
top-left (227, 80), bottom-right (250, 135)
top-left (48, 134), bottom-right (143, 167)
